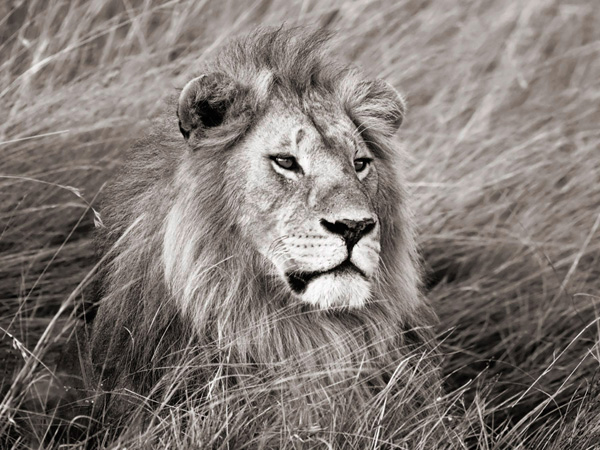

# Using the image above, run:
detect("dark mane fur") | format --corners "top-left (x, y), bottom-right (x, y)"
top-left (88, 27), bottom-right (441, 442)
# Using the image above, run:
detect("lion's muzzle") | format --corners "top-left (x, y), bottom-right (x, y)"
top-left (272, 215), bottom-right (381, 309)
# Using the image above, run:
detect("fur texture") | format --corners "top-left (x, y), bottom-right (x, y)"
top-left (89, 27), bottom-right (440, 440)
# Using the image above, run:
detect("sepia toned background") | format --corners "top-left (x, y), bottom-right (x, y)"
top-left (1, 0), bottom-right (599, 448)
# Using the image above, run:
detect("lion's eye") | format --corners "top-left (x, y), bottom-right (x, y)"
top-left (272, 156), bottom-right (298, 171)
top-left (354, 158), bottom-right (371, 173)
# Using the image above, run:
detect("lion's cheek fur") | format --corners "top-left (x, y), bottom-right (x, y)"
top-left (162, 200), bottom-right (197, 298)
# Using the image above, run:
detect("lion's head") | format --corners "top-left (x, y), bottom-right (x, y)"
top-left (162, 29), bottom-right (420, 317)
top-left (174, 71), bottom-right (403, 309)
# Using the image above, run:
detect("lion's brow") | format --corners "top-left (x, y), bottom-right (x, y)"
top-left (308, 112), bottom-right (359, 155)
top-left (305, 110), bottom-right (339, 150)
top-left (279, 134), bottom-right (292, 150)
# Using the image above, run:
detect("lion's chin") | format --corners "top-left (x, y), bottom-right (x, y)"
top-left (299, 272), bottom-right (371, 309)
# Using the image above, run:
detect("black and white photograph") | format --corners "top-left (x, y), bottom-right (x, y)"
top-left (1, 1), bottom-right (599, 448)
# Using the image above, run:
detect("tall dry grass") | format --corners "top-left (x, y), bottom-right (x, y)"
top-left (1, 0), bottom-right (599, 448)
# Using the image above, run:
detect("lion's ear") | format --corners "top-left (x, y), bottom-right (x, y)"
top-left (177, 73), bottom-right (239, 141)
top-left (344, 79), bottom-right (406, 137)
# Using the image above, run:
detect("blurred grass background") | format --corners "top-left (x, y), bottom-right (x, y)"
top-left (1, 0), bottom-right (599, 448)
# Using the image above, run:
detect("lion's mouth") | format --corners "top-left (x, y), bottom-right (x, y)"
top-left (286, 260), bottom-right (367, 294)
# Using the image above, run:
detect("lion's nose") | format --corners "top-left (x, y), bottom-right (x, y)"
top-left (320, 218), bottom-right (376, 251)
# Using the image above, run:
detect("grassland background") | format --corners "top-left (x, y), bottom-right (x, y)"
top-left (1, 0), bottom-right (599, 448)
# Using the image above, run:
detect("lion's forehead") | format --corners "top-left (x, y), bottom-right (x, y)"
top-left (304, 97), bottom-right (365, 154)
top-left (258, 96), bottom-right (366, 162)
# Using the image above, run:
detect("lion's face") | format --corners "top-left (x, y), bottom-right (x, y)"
top-left (177, 65), bottom-right (405, 310)
top-left (232, 98), bottom-right (381, 309)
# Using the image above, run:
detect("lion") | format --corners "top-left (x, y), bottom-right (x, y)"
top-left (86, 27), bottom-right (441, 445)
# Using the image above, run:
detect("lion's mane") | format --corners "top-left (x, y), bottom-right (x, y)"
top-left (89, 27), bottom-right (440, 437)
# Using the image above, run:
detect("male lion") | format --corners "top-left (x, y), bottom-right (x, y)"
top-left (87, 28), bottom-right (440, 444)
